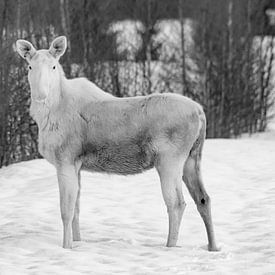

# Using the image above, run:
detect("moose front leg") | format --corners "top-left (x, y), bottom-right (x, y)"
top-left (72, 170), bottom-right (81, 241)
top-left (57, 164), bottom-right (79, 249)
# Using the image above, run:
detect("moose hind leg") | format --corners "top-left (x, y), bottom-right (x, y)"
top-left (183, 156), bottom-right (218, 251)
top-left (57, 164), bottom-right (79, 249)
top-left (157, 158), bottom-right (187, 247)
top-left (72, 171), bottom-right (81, 241)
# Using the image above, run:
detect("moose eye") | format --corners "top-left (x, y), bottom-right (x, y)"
top-left (28, 66), bottom-right (32, 70)
top-left (53, 66), bottom-right (56, 70)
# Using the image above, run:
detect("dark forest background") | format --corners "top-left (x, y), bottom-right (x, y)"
top-left (0, 0), bottom-right (275, 167)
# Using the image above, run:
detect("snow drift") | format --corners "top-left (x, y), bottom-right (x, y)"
top-left (0, 133), bottom-right (275, 274)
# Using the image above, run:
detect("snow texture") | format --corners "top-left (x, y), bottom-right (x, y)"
top-left (0, 133), bottom-right (275, 274)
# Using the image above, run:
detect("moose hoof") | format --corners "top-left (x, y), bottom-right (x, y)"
top-left (166, 240), bottom-right (178, 247)
top-left (62, 241), bottom-right (73, 249)
top-left (208, 244), bottom-right (220, 252)
top-left (73, 236), bottom-right (81, 242)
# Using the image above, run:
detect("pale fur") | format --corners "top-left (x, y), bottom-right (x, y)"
top-left (16, 36), bottom-right (218, 251)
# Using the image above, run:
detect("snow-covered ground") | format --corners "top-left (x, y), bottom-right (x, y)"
top-left (0, 132), bottom-right (275, 275)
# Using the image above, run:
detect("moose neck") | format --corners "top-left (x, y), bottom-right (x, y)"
top-left (30, 67), bottom-right (66, 129)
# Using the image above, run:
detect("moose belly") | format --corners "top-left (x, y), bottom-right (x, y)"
top-left (80, 139), bottom-right (156, 175)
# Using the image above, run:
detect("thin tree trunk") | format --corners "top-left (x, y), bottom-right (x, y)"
top-left (16, 0), bottom-right (21, 37)
top-left (179, 0), bottom-right (187, 96)
top-left (259, 36), bottom-right (265, 132)
top-left (81, 0), bottom-right (91, 78)
top-left (226, 0), bottom-right (233, 137)
top-left (245, 0), bottom-right (253, 134)
top-left (0, 0), bottom-right (9, 167)
top-left (260, 36), bottom-right (274, 131)
top-left (146, 0), bottom-right (152, 94)
top-left (60, 0), bottom-right (71, 75)
top-left (219, 31), bottom-right (226, 137)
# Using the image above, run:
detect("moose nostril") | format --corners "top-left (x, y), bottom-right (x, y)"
top-left (201, 198), bottom-right (205, 204)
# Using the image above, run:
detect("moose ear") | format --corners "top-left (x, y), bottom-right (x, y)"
top-left (49, 36), bottom-right (67, 59)
top-left (16, 39), bottom-right (36, 62)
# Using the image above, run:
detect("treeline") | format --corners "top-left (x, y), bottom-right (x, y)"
top-left (0, 0), bottom-right (274, 166)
